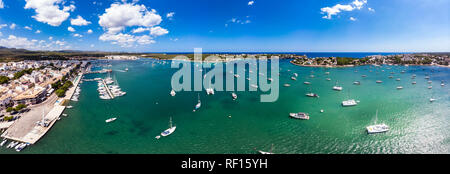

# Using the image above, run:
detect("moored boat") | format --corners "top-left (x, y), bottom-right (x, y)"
top-left (289, 112), bottom-right (310, 120)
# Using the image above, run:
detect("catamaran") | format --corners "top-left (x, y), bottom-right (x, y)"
top-left (366, 110), bottom-right (389, 134)
top-left (170, 89), bottom-right (176, 97)
top-left (289, 112), bottom-right (310, 120)
top-left (342, 99), bottom-right (357, 107)
top-left (161, 117), bottom-right (176, 137)
top-left (333, 81), bottom-right (343, 91)
top-left (105, 117), bottom-right (117, 123)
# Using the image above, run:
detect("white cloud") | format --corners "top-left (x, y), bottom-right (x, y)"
top-left (321, 0), bottom-right (367, 19)
top-left (90, 44), bottom-right (94, 48)
top-left (98, 3), bottom-right (162, 34)
top-left (0, 24), bottom-right (7, 29)
top-left (71, 15), bottom-right (91, 26)
top-left (24, 26), bottom-right (33, 30)
top-left (131, 27), bottom-right (149, 33)
top-left (0, 35), bottom-right (69, 50)
top-left (68, 26), bottom-right (75, 32)
top-left (35, 30), bottom-right (41, 33)
top-left (73, 33), bottom-right (83, 38)
top-left (24, 0), bottom-right (75, 26)
top-left (248, 1), bottom-right (254, 6)
top-left (349, 17), bottom-right (357, 21)
top-left (9, 23), bottom-right (16, 29)
top-left (150, 26), bottom-right (168, 36)
top-left (166, 12), bottom-right (175, 19)
top-left (368, 7), bottom-right (375, 12)
top-left (48, 36), bottom-right (53, 40)
top-left (99, 32), bottom-right (155, 47)
top-left (0, 0), bottom-right (4, 9)
top-left (98, 2), bottom-right (167, 47)
top-left (227, 17), bottom-right (251, 25)
top-left (87, 29), bottom-right (93, 34)
top-left (352, 0), bottom-right (367, 10)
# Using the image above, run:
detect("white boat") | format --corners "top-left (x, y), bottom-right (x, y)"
top-left (250, 84), bottom-right (258, 88)
top-left (429, 98), bottom-right (436, 102)
top-left (366, 110), bottom-right (389, 134)
top-left (367, 124), bottom-right (389, 134)
top-left (15, 143), bottom-right (27, 152)
top-left (258, 144), bottom-right (274, 154)
top-left (289, 112), bottom-right (310, 120)
top-left (268, 78), bottom-right (273, 81)
top-left (0, 139), bottom-right (7, 146)
top-left (62, 114), bottom-right (68, 117)
top-left (396, 86), bottom-right (403, 90)
top-left (412, 81), bottom-right (417, 85)
top-left (232, 93), bottom-right (237, 100)
top-left (342, 99), bottom-right (357, 107)
top-left (206, 88), bottom-right (215, 95)
top-left (66, 106), bottom-right (73, 109)
top-left (234, 74), bottom-right (240, 78)
top-left (353, 81), bottom-right (361, 85)
top-left (194, 94), bottom-right (201, 111)
top-left (293, 73), bottom-right (298, 77)
top-left (310, 75), bottom-right (315, 78)
top-left (304, 81), bottom-right (311, 85)
top-left (170, 89), bottom-right (176, 97)
top-left (161, 117), bottom-right (176, 137)
top-left (396, 78), bottom-right (401, 81)
top-left (283, 84), bottom-right (291, 87)
top-left (306, 93), bottom-right (319, 98)
top-left (105, 117), bottom-right (117, 123)
top-left (428, 86), bottom-right (432, 89)
top-left (291, 77), bottom-right (297, 81)
top-left (326, 78), bottom-right (331, 81)
top-left (376, 80), bottom-right (383, 83)
top-left (333, 81), bottom-right (343, 91)
top-left (325, 72), bottom-right (330, 75)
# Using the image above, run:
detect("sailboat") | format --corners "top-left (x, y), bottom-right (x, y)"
top-left (366, 110), bottom-right (389, 134)
top-left (194, 94), bottom-right (201, 111)
top-left (161, 117), bottom-right (176, 137)
top-left (305, 86), bottom-right (319, 98)
top-left (342, 89), bottom-right (357, 107)
top-left (170, 89), bottom-right (176, 97)
top-left (333, 81), bottom-right (343, 91)
top-left (258, 144), bottom-right (274, 154)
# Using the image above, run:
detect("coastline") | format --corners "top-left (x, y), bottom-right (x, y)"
top-left (289, 60), bottom-right (450, 68)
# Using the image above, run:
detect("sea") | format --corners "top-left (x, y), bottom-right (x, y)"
top-left (1, 52), bottom-right (449, 154)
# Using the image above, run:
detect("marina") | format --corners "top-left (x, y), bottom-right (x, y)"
top-left (0, 58), bottom-right (449, 154)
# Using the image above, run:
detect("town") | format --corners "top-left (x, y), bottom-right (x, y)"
top-left (0, 59), bottom-right (88, 151)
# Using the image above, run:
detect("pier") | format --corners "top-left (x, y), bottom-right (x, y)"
top-left (101, 79), bottom-right (115, 99)
top-left (85, 69), bottom-right (112, 74)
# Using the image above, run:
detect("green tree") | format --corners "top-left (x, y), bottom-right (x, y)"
top-left (6, 107), bottom-right (14, 112)
top-left (0, 76), bottom-right (9, 84)
top-left (55, 89), bottom-right (66, 97)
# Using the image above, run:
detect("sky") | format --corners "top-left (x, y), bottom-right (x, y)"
top-left (0, 0), bottom-right (448, 52)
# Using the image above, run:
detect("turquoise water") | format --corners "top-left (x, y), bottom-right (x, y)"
top-left (1, 58), bottom-right (449, 154)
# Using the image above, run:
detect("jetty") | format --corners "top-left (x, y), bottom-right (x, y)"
top-left (101, 79), bottom-right (115, 99)
top-left (85, 69), bottom-right (112, 74)
top-left (1, 73), bottom-right (83, 144)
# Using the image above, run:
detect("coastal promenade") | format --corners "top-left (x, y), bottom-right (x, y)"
top-left (1, 73), bottom-right (83, 144)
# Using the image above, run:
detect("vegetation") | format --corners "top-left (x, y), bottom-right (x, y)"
top-left (336, 57), bottom-right (357, 65)
top-left (3, 116), bottom-right (14, 121)
top-left (13, 68), bottom-right (34, 79)
top-left (0, 75), bottom-right (9, 84)
top-left (6, 104), bottom-right (27, 112)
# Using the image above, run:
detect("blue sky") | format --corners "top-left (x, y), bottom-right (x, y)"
top-left (0, 0), bottom-right (448, 52)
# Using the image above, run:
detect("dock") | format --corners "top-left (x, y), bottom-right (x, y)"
top-left (101, 79), bottom-right (115, 99)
